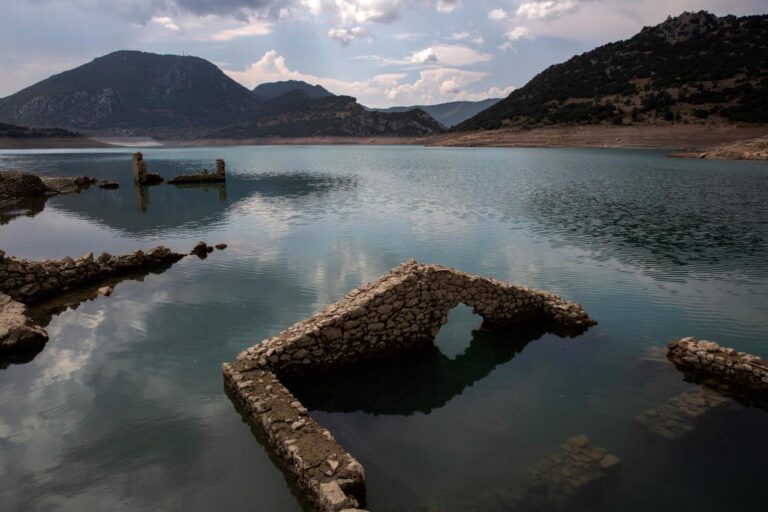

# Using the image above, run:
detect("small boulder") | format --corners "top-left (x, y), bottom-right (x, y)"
top-left (97, 286), bottom-right (114, 297)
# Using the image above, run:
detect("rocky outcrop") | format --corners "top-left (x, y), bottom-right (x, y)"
top-left (224, 260), bottom-right (595, 512)
top-left (168, 159), bottom-right (225, 184)
top-left (1, 170), bottom-right (95, 207)
top-left (0, 246), bottom-right (184, 304)
top-left (0, 293), bottom-right (47, 353)
top-left (670, 135), bottom-right (768, 160)
top-left (668, 337), bottom-right (768, 392)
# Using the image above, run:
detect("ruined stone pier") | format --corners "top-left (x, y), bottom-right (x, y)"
top-left (224, 260), bottom-right (596, 512)
top-left (168, 159), bottom-right (226, 184)
top-left (132, 152), bottom-right (164, 185)
top-left (668, 337), bottom-right (768, 392)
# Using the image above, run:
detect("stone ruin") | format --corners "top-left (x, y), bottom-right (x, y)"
top-left (168, 159), bottom-right (226, 184)
top-left (668, 337), bottom-right (768, 393)
top-left (132, 152), bottom-right (164, 185)
top-left (223, 260), bottom-right (596, 512)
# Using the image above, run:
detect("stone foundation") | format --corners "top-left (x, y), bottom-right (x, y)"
top-left (168, 159), bottom-right (226, 184)
top-left (0, 246), bottom-right (184, 304)
top-left (667, 337), bottom-right (768, 392)
top-left (225, 260), bottom-right (595, 512)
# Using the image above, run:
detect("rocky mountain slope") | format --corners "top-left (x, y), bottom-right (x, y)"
top-left (456, 11), bottom-right (768, 131)
top-left (0, 51), bottom-right (260, 136)
top-left (373, 98), bottom-right (501, 128)
top-left (253, 80), bottom-right (333, 101)
top-left (208, 91), bottom-right (444, 138)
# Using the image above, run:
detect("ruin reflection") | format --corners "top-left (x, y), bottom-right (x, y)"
top-left (285, 322), bottom-right (559, 416)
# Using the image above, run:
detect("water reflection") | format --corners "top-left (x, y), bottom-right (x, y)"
top-left (48, 172), bottom-right (356, 237)
top-left (0, 195), bottom-right (46, 224)
top-left (526, 169), bottom-right (768, 277)
top-left (287, 323), bottom-right (561, 416)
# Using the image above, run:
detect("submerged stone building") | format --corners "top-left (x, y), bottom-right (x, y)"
top-left (224, 260), bottom-right (596, 511)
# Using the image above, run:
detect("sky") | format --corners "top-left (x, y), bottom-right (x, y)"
top-left (1, 0), bottom-right (766, 107)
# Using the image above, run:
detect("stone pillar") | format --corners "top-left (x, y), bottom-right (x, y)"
top-left (132, 152), bottom-right (148, 184)
top-left (215, 159), bottom-right (225, 177)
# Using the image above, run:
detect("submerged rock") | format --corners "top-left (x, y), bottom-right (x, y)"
top-left (0, 293), bottom-right (48, 353)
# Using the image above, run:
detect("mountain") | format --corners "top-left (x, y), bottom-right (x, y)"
top-left (372, 99), bottom-right (501, 128)
top-left (455, 11), bottom-right (768, 131)
top-left (207, 91), bottom-right (444, 138)
top-left (0, 50), bottom-right (260, 136)
top-left (252, 80), bottom-right (333, 101)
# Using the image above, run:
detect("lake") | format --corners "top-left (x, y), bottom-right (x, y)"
top-left (1, 145), bottom-right (767, 511)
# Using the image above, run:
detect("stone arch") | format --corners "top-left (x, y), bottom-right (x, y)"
top-left (224, 260), bottom-right (596, 512)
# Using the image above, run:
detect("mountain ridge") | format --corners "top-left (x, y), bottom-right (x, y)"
top-left (456, 11), bottom-right (768, 131)
top-left (371, 98), bottom-right (501, 128)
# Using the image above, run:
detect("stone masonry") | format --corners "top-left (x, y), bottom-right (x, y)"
top-left (668, 337), bottom-right (768, 392)
top-left (0, 246), bottom-right (185, 354)
top-left (132, 152), bottom-right (164, 185)
top-left (168, 159), bottom-right (226, 184)
top-left (0, 246), bottom-right (184, 305)
top-left (224, 260), bottom-right (596, 512)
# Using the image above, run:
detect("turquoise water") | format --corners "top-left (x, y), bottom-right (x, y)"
top-left (0, 146), bottom-right (767, 511)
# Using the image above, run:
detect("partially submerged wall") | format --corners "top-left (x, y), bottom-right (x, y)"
top-left (168, 159), bottom-right (226, 184)
top-left (0, 246), bottom-right (184, 304)
top-left (225, 260), bottom-right (596, 512)
top-left (234, 260), bottom-right (594, 376)
top-left (668, 337), bottom-right (768, 392)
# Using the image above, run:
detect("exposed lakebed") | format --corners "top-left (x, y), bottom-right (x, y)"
top-left (0, 146), bottom-right (767, 511)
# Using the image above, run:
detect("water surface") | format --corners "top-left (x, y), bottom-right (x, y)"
top-left (1, 146), bottom-right (767, 511)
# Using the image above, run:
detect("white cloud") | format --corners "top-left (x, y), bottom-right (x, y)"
top-left (450, 31), bottom-right (470, 40)
top-left (435, 0), bottom-right (463, 13)
top-left (225, 50), bottom-right (510, 107)
top-left (327, 25), bottom-right (369, 45)
top-left (363, 44), bottom-right (493, 67)
top-left (150, 16), bottom-right (180, 31)
top-left (505, 26), bottom-right (532, 41)
top-left (516, 0), bottom-right (580, 21)
top-left (393, 32), bottom-right (425, 40)
top-left (411, 47), bottom-right (439, 64)
top-left (201, 20), bottom-right (273, 41)
top-left (488, 8), bottom-right (507, 20)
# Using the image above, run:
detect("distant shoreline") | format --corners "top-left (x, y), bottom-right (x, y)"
top-left (2, 125), bottom-right (767, 159)
top-left (0, 136), bottom-right (113, 150)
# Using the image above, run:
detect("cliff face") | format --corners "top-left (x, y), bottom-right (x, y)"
top-left (456, 11), bottom-right (768, 131)
top-left (208, 93), bottom-right (445, 138)
top-left (0, 51), bottom-right (261, 136)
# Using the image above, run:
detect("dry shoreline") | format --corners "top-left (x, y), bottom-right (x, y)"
top-left (0, 136), bottom-right (113, 150)
top-left (2, 125), bottom-right (767, 157)
top-left (167, 124), bottom-right (768, 155)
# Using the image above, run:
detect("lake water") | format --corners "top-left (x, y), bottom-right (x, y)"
top-left (1, 146), bottom-right (767, 511)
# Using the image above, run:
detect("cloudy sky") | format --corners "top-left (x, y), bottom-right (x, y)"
top-left (1, 0), bottom-right (765, 107)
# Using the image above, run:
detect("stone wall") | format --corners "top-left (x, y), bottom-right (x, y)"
top-left (132, 152), bottom-right (163, 185)
top-left (0, 246), bottom-right (184, 304)
top-left (668, 337), bottom-right (768, 392)
top-left (168, 159), bottom-right (226, 184)
top-left (234, 260), bottom-right (595, 376)
top-left (225, 260), bottom-right (595, 512)
top-left (223, 365), bottom-right (366, 511)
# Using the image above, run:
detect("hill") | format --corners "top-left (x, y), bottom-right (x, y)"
top-left (455, 11), bottom-right (768, 131)
top-left (0, 51), bottom-right (260, 136)
top-left (372, 99), bottom-right (501, 128)
top-left (207, 91), bottom-right (444, 138)
top-left (253, 80), bottom-right (333, 101)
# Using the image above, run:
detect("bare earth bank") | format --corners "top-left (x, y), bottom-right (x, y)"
top-left (0, 137), bottom-right (113, 149)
